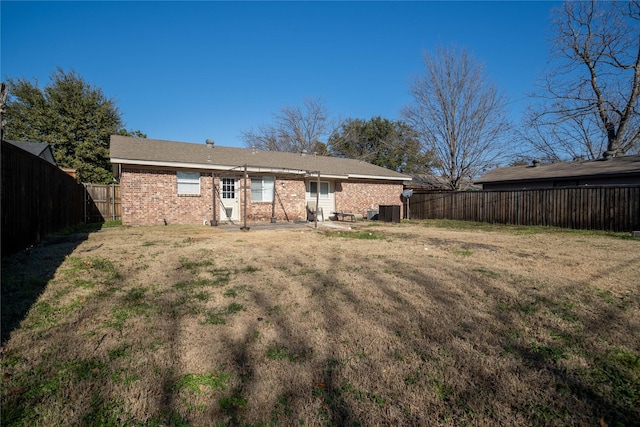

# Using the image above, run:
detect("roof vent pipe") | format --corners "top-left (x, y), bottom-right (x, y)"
top-left (532, 159), bottom-right (541, 167)
top-left (206, 139), bottom-right (214, 148)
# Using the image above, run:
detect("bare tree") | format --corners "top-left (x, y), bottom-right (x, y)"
top-left (241, 97), bottom-right (332, 154)
top-left (524, 0), bottom-right (640, 160)
top-left (402, 47), bottom-right (511, 190)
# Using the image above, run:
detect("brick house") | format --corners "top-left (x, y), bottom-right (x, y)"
top-left (109, 135), bottom-right (411, 226)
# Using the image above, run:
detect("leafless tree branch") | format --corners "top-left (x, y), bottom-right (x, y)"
top-left (402, 46), bottom-right (511, 190)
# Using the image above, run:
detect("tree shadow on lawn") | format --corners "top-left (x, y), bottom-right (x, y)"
top-left (1, 229), bottom-right (93, 345)
top-left (379, 255), bottom-right (640, 427)
top-left (7, 227), bottom-right (635, 426)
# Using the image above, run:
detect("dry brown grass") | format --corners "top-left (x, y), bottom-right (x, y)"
top-left (2, 221), bottom-right (639, 426)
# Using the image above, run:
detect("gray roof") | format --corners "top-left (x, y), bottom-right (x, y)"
top-left (475, 155), bottom-right (640, 184)
top-left (110, 135), bottom-right (411, 181)
top-left (6, 140), bottom-right (56, 165)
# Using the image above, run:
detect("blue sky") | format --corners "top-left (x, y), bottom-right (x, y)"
top-left (2, 1), bottom-right (560, 148)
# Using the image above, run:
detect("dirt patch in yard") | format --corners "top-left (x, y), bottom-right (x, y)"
top-left (2, 221), bottom-right (639, 426)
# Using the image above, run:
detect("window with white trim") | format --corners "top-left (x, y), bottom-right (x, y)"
top-left (177, 171), bottom-right (200, 195)
top-left (251, 176), bottom-right (274, 202)
top-left (309, 181), bottom-right (329, 199)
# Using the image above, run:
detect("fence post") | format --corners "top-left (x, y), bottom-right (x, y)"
top-left (111, 183), bottom-right (115, 221)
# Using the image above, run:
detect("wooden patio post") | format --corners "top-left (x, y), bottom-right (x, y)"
top-left (241, 164), bottom-right (250, 231)
top-left (315, 171), bottom-right (320, 229)
top-left (211, 173), bottom-right (218, 226)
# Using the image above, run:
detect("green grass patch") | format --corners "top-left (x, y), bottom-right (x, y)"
top-left (81, 393), bottom-right (132, 427)
top-left (242, 265), bottom-right (261, 273)
top-left (179, 257), bottom-right (214, 272)
top-left (25, 298), bottom-right (83, 330)
top-left (324, 230), bottom-right (385, 240)
top-left (223, 288), bottom-right (237, 298)
top-left (201, 302), bottom-right (244, 325)
top-left (530, 342), bottom-right (568, 362)
top-left (73, 279), bottom-right (95, 289)
top-left (104, 292), bottom-right (153, 331)
top-left (340, 380), bottom-right (387, 407)
top-left (123, 287), bottom-right (148, 304)
top-left (472, 267), bottom-right (500, 278)
top-left (219, 395), bottom-right (248, 412)
top-left (585, 347), bottom-right (640, 410)
top-left (595, 288), bottom-right (616, 304)
top-left (174, 371), bottom-right (230, 394)
top-left (108, 344), bottom-right (130, 361)
top-left (65, 257), bottom-right (121, 282)
top-left (453, 249), bottom-right (473, 256)
top-left (266, 343), bottom-right (308, 362)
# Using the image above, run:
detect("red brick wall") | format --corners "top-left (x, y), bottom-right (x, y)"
top-left (121, 168), bottom-right (311, 225)
top-left (120, 167), bottom-right (405, 225)
top-left (247, 178), bottom-right (307, 222)
top-left (121, 167), bottom-right (215, 226)
top-left (334, 181), bottom-right (405, 218)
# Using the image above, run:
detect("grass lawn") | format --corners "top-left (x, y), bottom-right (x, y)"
top-left (1, 220), bottom-right (639, 426)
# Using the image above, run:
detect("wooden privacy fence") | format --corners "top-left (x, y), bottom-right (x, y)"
top-left (84, 183), bottom-right (120, 223)
top-left (1, 140), bottom-right (85, 256)
top-left (407, 186), bottom-right (640, 232)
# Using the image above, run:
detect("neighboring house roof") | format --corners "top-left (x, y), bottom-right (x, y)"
top-left (6, 140), bottom-right (57, 165)
top-left (475, 155), bottom-right (640, 185)
top-left (110, 135), bottom-right (412, 181)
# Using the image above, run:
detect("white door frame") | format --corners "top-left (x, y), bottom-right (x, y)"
top-left (306, 180), bottom-right (335, 221)
top-left (220, 177), bottom-right (240, 221)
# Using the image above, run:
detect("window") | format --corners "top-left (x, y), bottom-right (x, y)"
top-left (177, 171), bottom-right (200, 195)
top-left (221, 178), bottom-right (235, 199)
top-left (309, 181), bottom-right (329, 199)
top-left (251, 176), bottom-right (274, 202)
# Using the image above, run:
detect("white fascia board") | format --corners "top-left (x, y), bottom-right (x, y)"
top-left (246, 167), bottom-right (307, 175)
top-left (110, 158), bottom-right (308, 175)
top-left (347, 173), bottom-right (413, 181)
top-left (111, 158), bottom-right (230, 170)
top-left (304, 173), bottom-right (349, 180)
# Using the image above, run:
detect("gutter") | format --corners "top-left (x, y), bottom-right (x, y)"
top-left (111, 158), bottom-right (411, 181)
top-left (110, 158), bottom-right (308, 175)
top-left (347, 173), bottom-right (413, 181)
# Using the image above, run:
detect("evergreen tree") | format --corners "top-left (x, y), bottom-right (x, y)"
top-left (328, 116), bottom-right (434, 174)
top-left (4, 68), bottom-right (144, 183)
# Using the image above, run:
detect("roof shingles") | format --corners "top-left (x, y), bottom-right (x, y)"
top-left (110, 135), bottom-right (411, 181)
top-left (476, 155), bottom-right (640, 184)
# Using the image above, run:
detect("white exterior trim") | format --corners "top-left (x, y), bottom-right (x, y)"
top-left (347, 173), bottom-right (413, 181)
top-left (112, 159), bottom-right (410, 182)
top-left (111, 158), bottom-right (308, 175)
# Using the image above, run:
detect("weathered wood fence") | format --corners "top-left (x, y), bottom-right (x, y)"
top-left (1, 140), bottom-right (85, 256)
top-left (84, 183), bottom-right (120, 223)
top-left (407, 187), bottom-right (640, 232)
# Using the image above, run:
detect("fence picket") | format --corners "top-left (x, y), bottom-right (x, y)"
top-left (84, 183), bottom-right (121, 223)
top-left (407, 187), bottom-right (640, 232)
